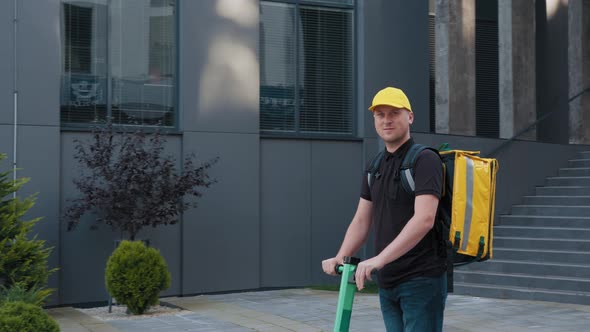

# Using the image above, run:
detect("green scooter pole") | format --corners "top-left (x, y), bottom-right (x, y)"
top-left (333, 256), bottom-right (361, 332)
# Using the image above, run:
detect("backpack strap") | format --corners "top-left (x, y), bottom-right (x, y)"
top-left (367, 150), bottom-right (385, 189)
top-left (399, 144), bottom-right (436, 195)
top-left (369, 144), bottom-right (440, 192)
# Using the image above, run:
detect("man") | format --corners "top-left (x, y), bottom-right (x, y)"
top-left (322, 87), bottom-right (447, 332)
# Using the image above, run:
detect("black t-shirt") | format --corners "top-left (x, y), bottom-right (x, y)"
top-left (360, 138), bottom-right (446, 289)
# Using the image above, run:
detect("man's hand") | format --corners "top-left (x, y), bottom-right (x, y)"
top-left (322, 257), bottom-right (343, 276)
top-left (354, 256), bottom-right (385, 291)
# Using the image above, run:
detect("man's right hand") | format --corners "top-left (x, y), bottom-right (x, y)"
top-left (322, 257), bottom-right (343, 276)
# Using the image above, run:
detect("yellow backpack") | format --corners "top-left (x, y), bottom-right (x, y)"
top-left (438, 149), bottom-right (499, 261)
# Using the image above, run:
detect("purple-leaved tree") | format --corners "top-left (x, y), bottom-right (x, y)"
top-left (64, 123), bottom-right (218, 240)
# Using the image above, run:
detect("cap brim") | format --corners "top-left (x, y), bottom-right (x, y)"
top-left (368, 103), bottom-right (412, 112)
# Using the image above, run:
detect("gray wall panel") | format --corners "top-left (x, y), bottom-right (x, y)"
top-left (310, 141), bottom-right (363, 285)
top-left (260, 140), bottom-right (311, 287)
top-left (16, 125), bottom-right (60, 304)
top-left (182, 132), bottom-right (260, 295)
top-left (59, 132), bottom-right (183, 304)
top-left (179, 0), bottom-right (259, 133)
top-left (17, 0), bottom-right (60, 126)
top-left (363, 1), bottom-right (430, 134)
top-left (0, 1), bottom-right (14, 125)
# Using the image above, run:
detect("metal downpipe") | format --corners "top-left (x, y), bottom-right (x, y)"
top-left (12, 0), bottom-right (18, 197)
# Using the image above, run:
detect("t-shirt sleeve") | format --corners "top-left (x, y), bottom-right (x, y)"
top-left (360, 168), bottom-right (372, 201)
top-left (413, 149), bottom-right (443, 199)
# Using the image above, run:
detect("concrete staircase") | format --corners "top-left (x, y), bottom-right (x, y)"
top-left (453, 150), bottom-right (590, 305)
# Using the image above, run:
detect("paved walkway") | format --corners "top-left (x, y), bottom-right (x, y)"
top-left (47, 288), bottom-right (590, 331)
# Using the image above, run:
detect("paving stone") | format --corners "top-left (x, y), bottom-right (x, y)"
top-left (48, 290), bottom-right (590, 331)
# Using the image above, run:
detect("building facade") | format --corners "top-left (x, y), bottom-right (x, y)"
top-left (1, 0), bottom-right (589, 305)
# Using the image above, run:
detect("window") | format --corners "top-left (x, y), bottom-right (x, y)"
top-left (61, 0), bottom-right (176, 127)
top-left (260, 0), bottom-right (354, 136)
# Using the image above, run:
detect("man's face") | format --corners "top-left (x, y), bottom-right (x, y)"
top-left (372, 105), bottom-right (413, 146)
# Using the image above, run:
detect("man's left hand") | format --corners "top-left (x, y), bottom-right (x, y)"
top-left (355, 256), bottom-right (385, 291)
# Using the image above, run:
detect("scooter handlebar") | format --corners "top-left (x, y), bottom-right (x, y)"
top-left (334, 256), bottom-right (361, 275)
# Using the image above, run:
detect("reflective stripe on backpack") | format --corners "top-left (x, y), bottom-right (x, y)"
top-left (399, 144), bottom-right (430, 195)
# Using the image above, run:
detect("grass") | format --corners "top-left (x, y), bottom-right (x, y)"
top-left (309, 281), bottom-right (379, 294)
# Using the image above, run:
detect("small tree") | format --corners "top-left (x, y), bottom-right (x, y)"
top-left (0, 154), bottom-right (56, 297)
top-left (105, 240), bottom-right (170, 315)
top-left (64, 123), bottom-right (218, 240)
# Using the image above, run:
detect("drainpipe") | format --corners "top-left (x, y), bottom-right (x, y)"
top-left (12, 0), bottom-right (18, 198)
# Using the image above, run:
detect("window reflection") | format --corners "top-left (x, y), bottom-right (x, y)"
top-left (61, 0), bottom-right (176, 127)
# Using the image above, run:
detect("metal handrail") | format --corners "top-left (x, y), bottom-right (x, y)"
top-left (487, 87), bottom-right (590, 158)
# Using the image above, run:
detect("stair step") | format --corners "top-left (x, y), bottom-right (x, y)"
top-left (453, 282), bottom-right (590, 305)
top-left (466, 152), bottom-right (590, 306)
top-left (493, 248), bottom-right (590, 264)
top-left (536, 186), bottom-right (590, 196)
top-left (494, 236), bottom-right (590, 251)
top-left (461, 260), bottom-right (590, 278)
top-left (546, 176), bottom-right (590, 186)
top-left (454, 270), bottom-right (590, 293)
top-left (569, 159), bottom-right (590, 168)
top-left (499, 215), bottom-right (590, 228)
top-left (523, 195), bottom-right (590, 205)
top-left (511, 205), bottom-right (590, 217)
top-left (494, 225), bottom-right (590, 239)
top-left (559, 167), bottom-right (590, 177)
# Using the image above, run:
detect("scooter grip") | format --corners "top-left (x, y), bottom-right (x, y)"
top-left (335, 264), bottom-right (344, 274)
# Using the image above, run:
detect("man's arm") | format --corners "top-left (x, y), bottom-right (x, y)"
top-left (354, 194), bottom-right (439, 289)
top-left (321, 197), bottom-right (373, 275)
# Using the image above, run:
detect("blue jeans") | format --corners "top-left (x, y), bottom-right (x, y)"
top-left (378, 274), bottom-right (447, 332)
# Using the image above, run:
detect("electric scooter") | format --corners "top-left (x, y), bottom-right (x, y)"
top-left (333, 256), bottom-right (361, 332)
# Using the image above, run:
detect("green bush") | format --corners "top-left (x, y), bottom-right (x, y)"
top-left (0, 153), bottom-right (56, 295)
top-left (0, 283), bottom-right (52, 307)
top-left (0, 301), bottom-right (59, 332)
top-left (105, 240), bottom-right (171, 315)
top-left (0, 232), bottom-right (55, 291)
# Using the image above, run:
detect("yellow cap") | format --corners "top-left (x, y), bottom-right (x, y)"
top-left (368, 87), bottom-right (412, 112)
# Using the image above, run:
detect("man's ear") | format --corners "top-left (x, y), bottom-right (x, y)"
top-left (408, 111), bottom-right (414, 124)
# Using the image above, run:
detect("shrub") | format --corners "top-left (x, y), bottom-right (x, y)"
top-left (105, 240), bottom-right (171, 315)
top-left (0, 231), bottom-right (55, 292)
top-left (0, 301), bottom-right (59, 332)
top-left (64, 123), bottom-right (218, 240)
top-left (0, 283), bottom-right (52, 307)
top-left (0, 154), bottom-right (56, 295)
